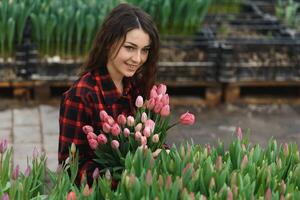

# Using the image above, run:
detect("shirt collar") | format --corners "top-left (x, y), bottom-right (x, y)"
top-left (92, 66), bottom-right (133, 105)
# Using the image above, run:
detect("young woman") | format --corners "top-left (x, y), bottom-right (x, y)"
top-left (58, 3), bottom-right (159, 186)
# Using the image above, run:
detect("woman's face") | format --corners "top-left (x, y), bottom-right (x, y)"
top-left (107, 28), bottom-right (150, 79)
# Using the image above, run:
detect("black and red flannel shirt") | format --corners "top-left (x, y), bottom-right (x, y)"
top-left (58, 66), bottom-right (139, 185)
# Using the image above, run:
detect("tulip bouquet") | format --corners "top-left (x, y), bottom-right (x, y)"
top-left (82, 84), bottom-right (195, 179)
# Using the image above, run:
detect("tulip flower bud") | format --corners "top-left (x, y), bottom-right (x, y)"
top-left (111, 140), bottom-right (120, 149)
top-left (145, 119), bottom-right (155, 131)
top-left (117, 114), bottom-right (127, 125)
top-left (93, 168), bottom-right (100, 180)
top-left (141, 112), bottom-right (147, 123)
top-left (215, 156), bottom-right (222, 171)
top-left (67, 191), bottom-right (77, 200)
top-left (140, 136), bottom-right (147, 146)
top-left (150, 88), bottom-right (158, 99)
top-left (123, 128), bottom-right (130, 137)
top-left (166, 175), bottom-right (172, 189)
top-left (241, 155), bottom-right (248, 170)
top-left (1, 193), bottom-right (9, 200)
top-left (71, 143), bottom-right (76, 155)
top-left (227, 187), bottom-right (233, 200)
top-left (111, 123), bottom-right (121, 136)
top-left (82, 125), bottom-right (94, 134)
top-left (127, 116), bottom-right (135, 127)
top-left (161, 94), bottom-right (169, 106)
top-left (153, 102), bottom-right (163, 113)
top-left (12, 165), bottom-right (20, 180)
top-left (135, 123), bottom-right (143, 132)
top-left (99, 110), bottom-right (108, 121)
top-left (147, 98), bottom-right (156, 110)
top-left (107, 116), bottom-right (115, 126)
top-left (135, 131), bottom-right (142, 141)
top-left (158, 175), bottom-right (164, 187)
top-left (97, 134), bottom-right (107, 144)
top-left (152, 134), bottom-right (159, 143)
top-left (265, 188), bottom-right (271, 200)
top-left (135, 96), bottom-right (144, 108)
top-left (0, 138), bottom-right (8, 154)
top-left (283, 143), bottom-right (289, 156)
top-left (236, 127), bottom-right (243, 140)
top-left (233, 185), bottom-right (238, 197)
top-left (83, 184), bottom-right (91, 197)
top-left (87, 132), bottom-right (98, 140)
top-left (157, 84), bottom-right (167, 95)
top-left (88, 139), bottom-right (98, 150)
top-left (146, 170), bottom-right (152, 186)
top-left (105, 169), bottom-right (112, 181)
top-left (102, 122), bottom-right (111, 133)
top-left (143, 127), bottom-right (151, 138)
top-left (160, 105), bottom-right (170, 117)
top-left (32, 147), bottom-right (39, 160)
top-left (281, 180), bottom-right (286, 194)
top-left (209, 177), bottom-right (215, 190)
top-left (24, 166), bottom-right (31, 177)
top-left (180, 112), bottom-right (195, 125)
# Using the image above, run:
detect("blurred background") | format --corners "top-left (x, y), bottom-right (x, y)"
top-left (1, 0), bottom-right (300, 170)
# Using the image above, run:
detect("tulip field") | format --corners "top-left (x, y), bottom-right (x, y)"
top-left (2, 132), bottom-right (300, 199)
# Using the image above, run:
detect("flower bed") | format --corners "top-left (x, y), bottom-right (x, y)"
top-left (2, 129), bottom-right (300, 199)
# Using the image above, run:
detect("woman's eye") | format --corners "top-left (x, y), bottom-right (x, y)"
top-left (142, 48), bottom-right (150, 54)
top-left (125, 46), bottom-right (134, 51)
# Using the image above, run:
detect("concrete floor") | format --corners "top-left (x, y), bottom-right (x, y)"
top-left (1, 98), bottom-right (300, 172)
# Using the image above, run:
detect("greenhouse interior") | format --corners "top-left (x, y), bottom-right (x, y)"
top-left (1, 0), bottom-right (300, 199)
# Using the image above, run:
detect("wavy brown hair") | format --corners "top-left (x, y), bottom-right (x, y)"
top-left (79, 3), bottom-right (159, 98)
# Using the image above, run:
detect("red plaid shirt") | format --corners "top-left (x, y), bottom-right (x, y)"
top-left (58, 66), bottom-right (139, 185)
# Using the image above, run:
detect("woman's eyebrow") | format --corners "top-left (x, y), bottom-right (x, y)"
top-left (125, 42), bottom-right (150, 48)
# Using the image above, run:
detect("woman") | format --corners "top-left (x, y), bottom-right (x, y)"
top-left (58, 3), bottom-right (159, 186)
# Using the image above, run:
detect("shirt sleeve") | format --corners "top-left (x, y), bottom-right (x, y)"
top-left (58, 92), bottom-right (98, 185)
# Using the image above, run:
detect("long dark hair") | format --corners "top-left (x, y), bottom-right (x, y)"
top-left (79, 3), bottom-right (159, 98)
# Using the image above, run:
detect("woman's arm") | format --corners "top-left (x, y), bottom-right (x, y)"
top-left (58, 94), bottom-right (98, 185)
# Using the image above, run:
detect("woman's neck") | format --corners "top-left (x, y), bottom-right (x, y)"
top-left (106, 65), bottom-right (123, 94)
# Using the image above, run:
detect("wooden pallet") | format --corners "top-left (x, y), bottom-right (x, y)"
top-left (163, 81), bottom-right (222, 106)
top-left (225, 81), bottom-right (300, 104)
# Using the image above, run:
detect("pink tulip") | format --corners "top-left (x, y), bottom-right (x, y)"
top-left (67, 191), bottom-right (77, 200)
top-left (24, 166), bottom-right (31, 177)
top-left (83, 184), bottom-right (91, 197)
top-left (0, 138), bottom-right (8, 154)
top-left (32, 147), bottom-right (39, 160)
top-left (157, 84), bottom-right (167, 95)
top-left (102, 122), bottom-right (111, 133)
top-left (145, 119), bottom-right (155, 131)
top-left (135, 123), bottom-right (143, 132)
top-left (1, 193), bottom-right (9, 200)
top-left (111, 123), bottom-right (121, 136)
top-left (153, 102), bottom-right (163, 113)
top-left (141, 112), bottom-right (147, 123)
top-left (141, 136), bottom-right (147, 146)
top-left (143, 127), bottom-right (151, 138)
top-left (135, 131), bottom-right (142, 141)
top-left (146, 98), bottom-right (156, 110)
top-left (88, 139), bottom-right (98, 150)
top-left (127, 116), bottom-right (135, 127)
top-left (155, 94), bottom-right (163, 103)
top-left (152, 134), bottom-right (159, 143)
top-left (160, 105), bottom-right (170, 117)
top-left (123, 128), bottom-right (130, 137)
top-left (150, 87), bottom-right (158, 99)
top-left (111, 140), bottom-right (120, 149)
top-left (87, 132), bottom-right (97, 140)
top-left (12, 164), bottom-right (20, 180)
top-left (161, 94), bottom-right (169, 105)
top-left (97, 134), bottom-right (107, 144)
top-left (93, 168), bottom-right (100, 180)
top-left (236, 127), bottom-right (243, 140)
top-left (180, 112), bottom-right (195, 125)
top-left (107, 116), bottom-right (115, 126)
top-left (82, 125), bottom-right (94, 134)
top-left (135, 96), bottom-right (144, 108)
top-left (117, 114), bottom-right (127, 125)
top-left (99, 110), bottom-right (109, 121)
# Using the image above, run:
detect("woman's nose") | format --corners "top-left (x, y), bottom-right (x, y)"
top-left (131, 51), bottom-right (142, 63)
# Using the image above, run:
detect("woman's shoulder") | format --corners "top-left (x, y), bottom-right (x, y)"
top-left (63, 72), bottom-right (97, 98)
